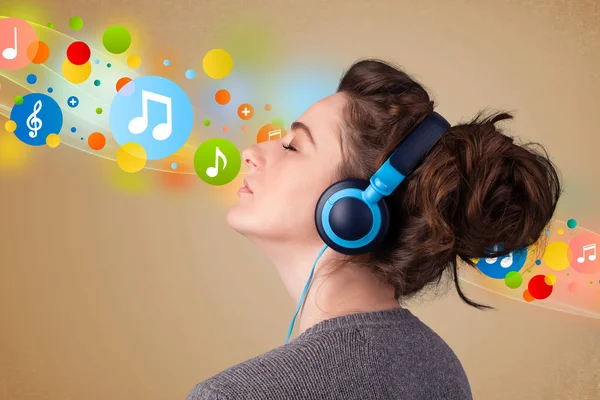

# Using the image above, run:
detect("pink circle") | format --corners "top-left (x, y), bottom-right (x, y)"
top-left (222, 126), bottom-right (229, 132)
top-left (568, 232), bottom-right (600, 274)
top-left (567, 282), bottom-right (578, 293)
top-left (0, 18), bottom-right (39, 70)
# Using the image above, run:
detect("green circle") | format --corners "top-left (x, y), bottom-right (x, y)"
top-left (94, 80), bottom-right (101, 86)
top-left (96, 107), bottom-right (103, 114)
top-left (194, 138), bottom-right (241, 186)
top-left (14, 96), bottom-right (23, 105)
top-left (272, 117), bottom-right (284, 126)
top-left (107, 63), bottom-right (112, 68)
top-left (102, 26), bottom-right (132, 54)
top-left (69, 16), bottom-right (83, 31)
top-left (504, 271), bottom-right (522, 289)
top-left (567, 218), bottom-right (577, 229)
top-left (203, 119), bottom-right (211, 126)
top-left (48, 22), bottom-right (54, 29)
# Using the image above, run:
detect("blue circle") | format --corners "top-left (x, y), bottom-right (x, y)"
top-left (26, 74), bottom-right (37, 84)
top-left (80, 137), bottom-right (84, 140)
top-left (567, 219), bottom-right (577, 229)
top-left (476, 245), bottom-right (528, 279)
top-left (109, 76), bottom-right (194, 160)
top-left (535, 259), bottom-right (541, 265)
top-left (67, 96), bottom-right (79, 108)
top-left (71, 127), bottom-right (77, 133)
top-left (47, 87), bottom-right (53, 93)
top-left (10, 93), bottom-right (63, 146)
top-left (185, 69), bottom-right (196, 79)
top-left (164, 59), bottom-right (170, 66)
top-left (94, 59), bottom-right (100, 64)
top-left (171, 162), bottom-right (178, 169)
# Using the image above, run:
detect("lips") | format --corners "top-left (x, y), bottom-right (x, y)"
top-left (243, 178), bottom-right (253, 193)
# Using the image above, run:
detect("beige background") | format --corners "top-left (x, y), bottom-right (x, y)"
top-left (1, 0), bottom-right (600, 399)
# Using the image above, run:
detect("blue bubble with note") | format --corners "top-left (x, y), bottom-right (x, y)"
top-left (10, 93), bottom-right (63, 146)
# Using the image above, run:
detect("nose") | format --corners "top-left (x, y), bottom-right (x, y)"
top-left (242, 144), bottom-right (261, 171)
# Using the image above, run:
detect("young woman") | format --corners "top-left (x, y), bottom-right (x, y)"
top-left (186, 59), bottom-right (562, 399)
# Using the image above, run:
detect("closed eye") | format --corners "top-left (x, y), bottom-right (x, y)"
top-left (282, 142), bottom-right (297, 151)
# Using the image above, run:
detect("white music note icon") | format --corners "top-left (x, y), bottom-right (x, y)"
top-left (2, 27), bottom-right (18, 60)
top-left (577, 243), bottom-right (597, 263)
top-left (206, 147), bottom-right (227, 178)
top-left (26, 100), bottom-right (43, 138)
top-left (500, 252), bottom-right (513, 268)
top-left (268, 129), bottom-right (282, 140)
top-left (128, 90), bottom-right (173, 141)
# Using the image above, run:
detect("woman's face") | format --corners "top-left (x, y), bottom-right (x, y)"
top-left (227, 93), bottom-right (347, 242)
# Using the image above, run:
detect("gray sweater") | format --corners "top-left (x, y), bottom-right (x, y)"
top-left (185, 307), bottom-right (473, 399)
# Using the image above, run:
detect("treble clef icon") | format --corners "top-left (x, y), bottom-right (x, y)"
top-left (27, 100), bottom-right (43, 138)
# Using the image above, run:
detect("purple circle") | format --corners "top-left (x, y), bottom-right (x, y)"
top-left (119, 80), bottom-right (136, 97)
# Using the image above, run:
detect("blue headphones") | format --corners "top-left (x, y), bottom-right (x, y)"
top-left (285, 111), bottom-right (451, 344)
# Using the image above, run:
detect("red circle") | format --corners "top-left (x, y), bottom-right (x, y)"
top-left (66, 41), bottom-right (91, 65)
top-left (527, 274), bottom-right (553, 300)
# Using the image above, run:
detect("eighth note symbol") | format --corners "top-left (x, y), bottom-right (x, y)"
top-left (206, 147), bottom-right (227, 178)
top-left (26, 100), bottom-right (43, 138)
top-left (577, 243), bottom-right (597, 263)
top-left (128, 90), bottom-right (173, 141)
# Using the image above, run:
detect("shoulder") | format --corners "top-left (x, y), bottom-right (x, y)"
top-left (185, 328), bottom-right (369, 400)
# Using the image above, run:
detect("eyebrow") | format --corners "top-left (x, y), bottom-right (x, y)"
top-left (291, 121), bottom-right (317, 148)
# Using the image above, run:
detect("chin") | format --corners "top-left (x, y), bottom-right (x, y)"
top-left (226, 204), bottom-right (251, 235)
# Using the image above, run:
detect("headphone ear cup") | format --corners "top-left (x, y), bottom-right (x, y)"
top-left (315, 178), bottom-right (391, 255)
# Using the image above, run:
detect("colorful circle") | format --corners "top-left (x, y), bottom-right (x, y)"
top-left (102, 26), bottom-right (132, 54)
top-left (9, 93), bottom-right (63, 146)
top-left (504, 271), bottom-right (522, 289)
top-left (127, 54), bottom-right (141, 69)
top-left (171, 162), bottom-right (178, 169)
top-left (194, 138), bottom-right (241, 185)
top-left (237, 103), bottom-right (254, 120)
top-left (27, 41), bottom-right (50, 64)
top-left (0, 18), bottom-right (39, 70)
top-left (67, 96), bottom-right (79, 108)
top-left (568, 232), bottom-right (600, 274)
top-left (163, 59), bottom-right (170, 66)
top-left (94, 80), bottom-right (101, 86)
top-left (67, 41), bottom-right (91, 65)
top-left (47, 87), bottom-right (53, 93)
top-left (567, 282), bottom-right (578, 293)
top-left (109, 76), bottom-right (194, 160)
top-left (215, 89), bottom-right (230, 105)
top-left (567, 219), bottom-right (577, 229)
top-left (222, 126), bottom-right (228, 132)
top-left (542, 241), bottom-right (571, 271)
top-left (62, 59), bottom-right (91, 84)
top-left (202, 49), bottom-right (233, 79)
top-left (185, 69), bottom-right (196, 79)
top-left (96, 108), bottom-right (103, 114)
top-left (203, 119), bottom-right (210, 126)
top-left (265, 104), bottom-right (272, 111)
top-left (46, 133), bottom-right (60, 148)
top-left (26, 74), bottom-right (37, 84)
top-left (117, 142), bottom-right (146, 173)
top-left (527, 274), bottom-right (553, 300)
top-left (476, 246), bottom-right (529, 279)
top-left (69, 16), bottom-right (84, 31)
top-left (71, 127), bottom-right (76, 133)
top-left (272, 117), bottom-right (284, 126)
top-left (116, 77), bottom-right (132, 92)
top-left (5, 120), bottom-right (17, 133)
top-left (257, 123), bottom-right (286, 143)
top-left (88, 132), bottom-right (106, 150)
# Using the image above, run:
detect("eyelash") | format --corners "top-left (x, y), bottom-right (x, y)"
top-left (282, 142), bottom-right (297, 152)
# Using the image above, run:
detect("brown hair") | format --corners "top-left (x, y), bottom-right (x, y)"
top-left (326, 59), bottom-right (563, 309)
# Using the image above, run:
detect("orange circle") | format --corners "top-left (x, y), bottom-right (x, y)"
top-left (88, 132), bottom-right (106, 150)
top-left (27, 41), bottom-right (50, 64)
top-left (237, 103), bottom-right (254, 120)
top-left (265, 104), bottom-right (272, 111)
top-left (522, 289), bottom-right (535, 302)
top-left (257, 123), bottom-right (286, 143)
top-left (215, 89), bottom-right (230, 105)
top-left (116, 77), bottom-right (132, 92)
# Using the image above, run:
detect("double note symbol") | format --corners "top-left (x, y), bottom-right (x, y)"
top-left (206, 147), bottom-right (227, 178)
top-left (577, 243), bottom-right (597, 263)
top-left (2, 27), bottom-right (18, 60)
top-left (128, 90), bottom-right (173, 141)
top-left (26, 100), bottom-right (43, 138)
top-left (484, 244), bottom-right (514, 268)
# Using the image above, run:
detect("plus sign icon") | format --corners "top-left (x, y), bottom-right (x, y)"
top-left (67, 96), bottom-right (79, 108)
top-left (237, 103), bottom-right (254, 120)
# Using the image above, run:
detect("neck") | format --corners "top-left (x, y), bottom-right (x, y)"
top-left (248, 236), bottom-right (401, 336)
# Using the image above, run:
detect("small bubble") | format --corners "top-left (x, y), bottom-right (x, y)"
top-left (94, 79), bottom-right (101, 86)
top-left (95, 107), bottom-right (103, 114)
top-left (171, 162), bottom-right (178, 170)
top-left (71, 127), bottom-right (77, 133)
top-left (47, 87), bottom-right (53, 93)
top-left (107, 63), bottom-right (112, 68)
top-left (163, 59), bottom-right (170, 66)
top-left (185, 69), bottom-right (196, 79)
top-left (203, 119), bottom-right (210, 126)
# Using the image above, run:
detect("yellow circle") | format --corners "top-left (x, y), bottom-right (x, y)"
top-left (544, 274), bottom-right (557, 286)
top-left (46, 133), bottom-right (60, 148)
top-left (557, 228), bottom-right (564, 235)
top-left (202, 49), bottom-right (233, 79)
top-left (127, 54), bottom-right (141, 69)
top-left (5, 120), bottom-right (17, 133)
top-left (542, 241), bottom-right (571, 271)
top-left (62, 59), bottom-right (92, 84)
top-left (117, 142), bottom-right (147, 173)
